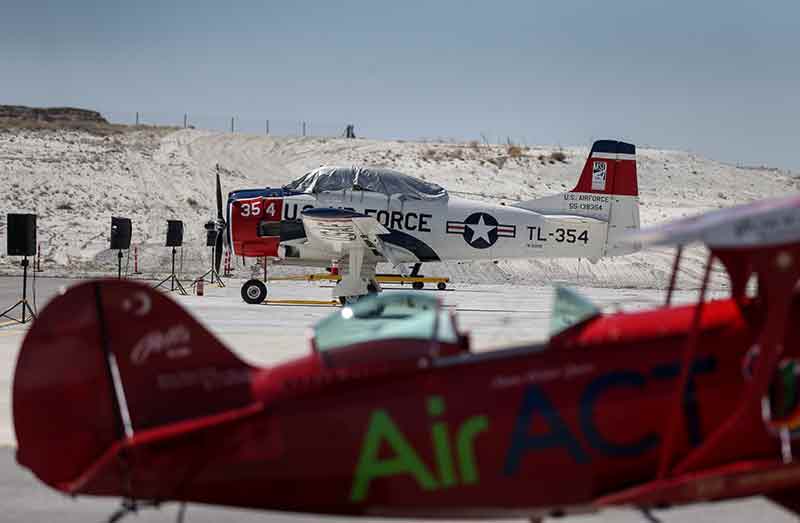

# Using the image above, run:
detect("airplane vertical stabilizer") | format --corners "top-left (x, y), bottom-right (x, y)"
top-left (512, 140), bottom-right (640, 257)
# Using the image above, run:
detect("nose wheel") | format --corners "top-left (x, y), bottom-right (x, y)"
top-left (241, 279), bottom-right (268, 304)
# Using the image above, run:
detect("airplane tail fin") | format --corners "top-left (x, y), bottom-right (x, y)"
top-left (512, 139), bottom-right (640, 256)
top-left (13, 280), bottom-right (256, 494)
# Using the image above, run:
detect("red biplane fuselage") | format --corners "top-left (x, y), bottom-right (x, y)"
top-left (12, 195), bottom-right (800, 519)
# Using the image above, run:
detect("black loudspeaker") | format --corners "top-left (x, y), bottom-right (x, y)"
top-left (204, 220), bottom-right (218, 247)
top-left (205, 229), bottom-right (219, 247)
top-left (7, 213), bottom-right (37, 256)
top-left (110, 217), bottom-right (132, 250)
top-left (166, 220), bottom-right (184, 247)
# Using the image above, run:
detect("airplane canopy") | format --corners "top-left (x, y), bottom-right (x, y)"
top-left (284, 166), bottom-right (448, 202)
top-left (313, 292), bottom-right (457, 353)
top-left (624, 194), bottom-right (800, 249)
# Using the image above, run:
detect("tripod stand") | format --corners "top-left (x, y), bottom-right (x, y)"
top-left (116, 249), bottom-right (124, 279)
top-left (0, 257), bottom-right (37, 324)
top-left (154, 247), bottom-right (187, 295)
top-left (192, 246), bottom-right (225, 289)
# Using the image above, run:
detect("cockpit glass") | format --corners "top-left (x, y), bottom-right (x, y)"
top-left (313, 292), bottom-right (457, 352)
top-left (549, 286), bottom-right (601, 337)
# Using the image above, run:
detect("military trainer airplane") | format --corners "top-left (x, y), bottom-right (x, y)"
top-left (210, 139), bottom-right (640, 303)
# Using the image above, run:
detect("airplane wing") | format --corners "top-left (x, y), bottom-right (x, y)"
top-left (300, 208), bottom-right (410, 271)
top-left (624, 194), bottom-right (800, 249)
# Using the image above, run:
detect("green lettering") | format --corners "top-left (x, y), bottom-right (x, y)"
top-left (429, 396), bottom-right (456, 487)
top-left (456, 415), bottom-right (488, 484)
top-left (350, 410), bottom-right (438, 502)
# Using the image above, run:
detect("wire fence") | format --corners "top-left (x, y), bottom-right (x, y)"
top-left (102, 110), bottom-right (353, 139)
top-left (99, 110), bottom-right (544, 147)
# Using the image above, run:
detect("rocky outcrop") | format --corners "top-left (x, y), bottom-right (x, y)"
top-left (0, 105), bottom-right (107, 124)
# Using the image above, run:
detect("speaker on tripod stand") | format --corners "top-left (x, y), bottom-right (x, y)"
top-left (154, 220), bottom-right (187, 295)
top-left (192, 221), bottom-right (226, 289)
top-left (110, 217), bottom-right (132, 279)
top-left (1, 213), bottom-right (37, 324)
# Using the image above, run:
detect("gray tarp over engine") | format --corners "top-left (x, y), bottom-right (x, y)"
top-left (284, 166), bottom-right (449, 202)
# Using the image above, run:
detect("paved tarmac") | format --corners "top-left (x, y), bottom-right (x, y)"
top-left (0, 276), bottom-right (796, 522)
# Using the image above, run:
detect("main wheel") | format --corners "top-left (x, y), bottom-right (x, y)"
top-left (339, 295), bottom-right (362, 306)
top-left (241, 279), bottom-right (268, 304)
top-left (412, 281), bottom-right (424, 290)
top-left (437, 282), bottom-right (447, 291)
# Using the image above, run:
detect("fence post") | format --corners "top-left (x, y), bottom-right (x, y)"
top-left (183, 113), bottom-right (187, 128)
top-left (302, 121), bottom-right (306, 137)
top-left (266, 119), bottom-right (269, 135)
top-left (231, 117), bottom-right (235, 133)
top-left (135, 111), bottom-right (139, 126)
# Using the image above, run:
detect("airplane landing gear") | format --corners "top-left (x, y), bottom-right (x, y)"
top-left (241, 279), bottom-right (268, 304)
top-left (338, 282), bottom-right (379, 306)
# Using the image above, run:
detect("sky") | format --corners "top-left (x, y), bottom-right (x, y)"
top-left (1, 0), bottom-right (798, 170)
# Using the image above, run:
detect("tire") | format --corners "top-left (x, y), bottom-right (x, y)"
top-left (437, 282), bottom-right (447, 291)
top-left (241, 279), bottom-right (268, 304)
top-left (339, 295), bottom-right (361, 306)
top-left (412, 281), bottom-right (424, 290)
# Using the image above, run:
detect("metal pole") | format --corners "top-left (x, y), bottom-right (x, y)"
top-left (136, 111), bottom-right (139, 125)
top-left (171, 247), bottom-right (176, 291)
top-left (266, 119), bottom-right (269, 135)
top-left (231, 117), bottom-right (234, 133)
top-left (21, 257), bottom-right (28, 323)
top-left (302, 121), bottom-right (306, 137)
top-left (665, 246), bottom-right (683, 306)
top-left (184, 113), bottom-right (187, 128)
top-left (118, 250), bottom-right (123, 279)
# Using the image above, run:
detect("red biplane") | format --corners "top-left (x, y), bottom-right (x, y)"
top-left (12, 194), bottom-right (800, 521)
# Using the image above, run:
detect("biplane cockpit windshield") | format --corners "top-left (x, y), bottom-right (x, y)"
top-left (548, 286), bottom-right (602, 337)
top-left (312, 292), bottom-right (458, 354)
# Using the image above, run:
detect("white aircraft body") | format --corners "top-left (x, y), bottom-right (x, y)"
top-left (216, 140), bottom-right (640, 303)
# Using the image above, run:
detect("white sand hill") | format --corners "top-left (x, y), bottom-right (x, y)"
top-left (1, 127), bottom-right (797, 289)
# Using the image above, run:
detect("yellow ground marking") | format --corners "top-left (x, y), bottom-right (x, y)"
top-left (267, 273), bottom-right (449, 284)
top-left (264, 299), bottom-right (340, 306)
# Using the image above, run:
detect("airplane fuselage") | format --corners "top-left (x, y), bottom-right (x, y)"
top-left (16, 279), bottom-right (795, 518)
top-left (229, 189), bottom-right (607, 264)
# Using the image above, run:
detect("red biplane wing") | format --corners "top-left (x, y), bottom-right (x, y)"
top-left (625, 194), bottom-right (800, 249)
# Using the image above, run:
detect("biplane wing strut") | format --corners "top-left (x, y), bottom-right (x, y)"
top-left (616, 195), bottom-right (800, 511)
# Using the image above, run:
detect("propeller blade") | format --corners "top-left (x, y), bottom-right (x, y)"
top-left (216, 166), bottom-right (224, 222)
top-left (215, 233), bottom-right (224, 274)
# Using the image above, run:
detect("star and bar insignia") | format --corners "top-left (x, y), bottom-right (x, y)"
top-left (446, 212), bottom-right (516, 249)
